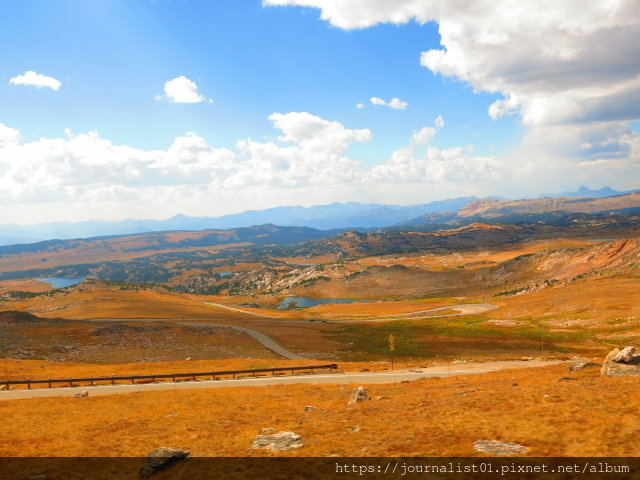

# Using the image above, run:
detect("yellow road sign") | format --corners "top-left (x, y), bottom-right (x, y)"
top-left (388, 334), bottom-right (395, 352)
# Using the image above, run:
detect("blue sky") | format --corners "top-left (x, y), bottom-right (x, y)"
top-left (0, 0), bottom-right (638, 223)
top-left (1, 0), bottom-right (519, 157)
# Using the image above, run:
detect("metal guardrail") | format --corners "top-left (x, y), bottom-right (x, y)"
top-left (1, 363), bottom-right (339, 390)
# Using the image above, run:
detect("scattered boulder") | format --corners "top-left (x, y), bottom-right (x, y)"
top-left (601, 347), bottom-right (640, 377)
top-left (303, 405), bottom-right (318, 412)
top-left (0, 385), bottom-right (7, 391)
top-left (453, 388), bottom-right (479, 396)
top-left (614, 346), bottom-right (636, 363)
top-left (258, 428), bottom-right (276, 434)
top-left (473, 440), bottom-right (528, 456)
top-left (557, 377), bottom-right (578, 381)
top-left (348, 386), bottom-right (369, 405)
top-left (139, 447), bottom-right (190, 478)
top-left (567, 360), bottom-right (601, 372)
top-left (251, 431), bottom-right (304, 451)
top-left (348, 425), bottom-right (361, 433)
top-left (74, 390), bottom-right (88, 398)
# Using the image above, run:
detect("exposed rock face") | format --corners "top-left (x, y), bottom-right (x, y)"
top-left (614, 346), bottom-right (636, 363)
top-left (473, 440), bottom-right (528, 456)
top-left (567, 360), bottom-right (601, 372)
top-left (601, 347), bottom-right (640, 377)
top-left (139, 447), bottom-right (190, 478)
top-left (348, 386), bottom-right (369, 405)
top-left (251, 431), bottom-right (304, 451)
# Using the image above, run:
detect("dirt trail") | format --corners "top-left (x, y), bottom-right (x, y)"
top-left (190, 299), bottom-right (497, 323)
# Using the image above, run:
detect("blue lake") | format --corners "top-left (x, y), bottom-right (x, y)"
top-left (40, 277), bottom-right (87, 288)
top-left (277, 296), bottom-right (372, 310)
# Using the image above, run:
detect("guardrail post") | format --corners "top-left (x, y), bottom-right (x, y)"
top-left (111, 374), bottom-right (115, 385)
top-left (131, 377), bottom-right (134, 384)
top-left (4, 381), bottom-right (8, 391)
top-left (27, 378), bottom-right (31, 390)
top-left (48, 377), bottom-right (52, 388)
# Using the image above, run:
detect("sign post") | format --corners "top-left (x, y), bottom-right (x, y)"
top-left (388, 334), bottom-right (395, 370)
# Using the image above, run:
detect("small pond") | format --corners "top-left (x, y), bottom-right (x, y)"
top-left (277, 296), bottom-right (372, 310)
top-left (40, 277), bottom-right (87, 289)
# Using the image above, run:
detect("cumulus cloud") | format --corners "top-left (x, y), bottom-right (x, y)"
top-left (369, 125), bottom-right (500, 183)
top-left (9, 71), bottom-right (61, 91)
top-left (264, 0), bottom-right (640, 190)
top-left (232, 112), bottom-right (371, 187)
top-left (356, 102), bottom-right (365, 109)
top-left (162, 76), bottom-right (211, 103)
top-left (0, 123), bottom-right (21, 146)
top-left (434, 115), bottom-right (445, 128)
top-left (370, 96), bottom-right (408, 110)
top-left (0, 112), bottom-right (371, 216)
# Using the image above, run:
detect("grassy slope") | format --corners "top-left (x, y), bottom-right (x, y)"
top-left (0, 363), bottom-right (636, 457)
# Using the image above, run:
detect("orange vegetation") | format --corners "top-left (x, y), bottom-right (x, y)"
top-left (0, 363), bottom-right (637, 457)
top-left (9, 285), bottom-right (253, 320)
top-left (0, 279), bottom-right (51, 293)
top-left (353, 238), bottom-right (598, 271)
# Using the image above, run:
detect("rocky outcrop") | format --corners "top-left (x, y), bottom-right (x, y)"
top-left (614, 346), bottom-right (636, 363)
top-left (601, 347), bottom-right (640, 377)
top-left (139, 447), bottom-right (189, 478)
top-left (473, 440), bottom-right (528, 456)
top-left (251, 431), bottom-right (304, 451)
top-left (567, 360), bottom-right (601, 372)
top-left (348, 386), bottom-right (369, 405)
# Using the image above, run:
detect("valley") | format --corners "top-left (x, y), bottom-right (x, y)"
top-left (1, 195), bottom-right (640, 463)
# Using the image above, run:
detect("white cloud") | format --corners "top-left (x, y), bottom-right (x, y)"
top-left (9, 71), bottom-right (61, 91)
top-left (356, 102), bottom-right (365, 109)
top-left (434, 115), bottom-right (445, 128)
top-left (369, 125), bottom-right (501, 183)
top-left (0, 123), bottom-right (21, 146)
top-left (163, 76), bottom-right (211, 103)
top-left (264, 0), bottom-right (640, 192)
top-left (0, 112), bottom-right (372, 219)
top-left (370, 96), bottom-right (408, 110)
top-left (232, 112), bottom-right (371, 187)
top-left (411, 126), bottom-right (436, 146)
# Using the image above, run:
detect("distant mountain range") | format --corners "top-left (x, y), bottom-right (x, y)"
top-left (0, 186), bottom-right (637, 246)
top-left (0, 197), bottom-right (482, 246)
top-left (542, 185), bottom-right (638, 198)
top-left (397, 191), bottom-right (640, 228)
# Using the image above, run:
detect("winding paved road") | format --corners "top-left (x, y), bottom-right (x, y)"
top-left (337, 303), bottom-right (498, 322)
top-left (0, 359), bottom-right (563, 400)
top-left (179, 322), bottom-right (305, 360)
